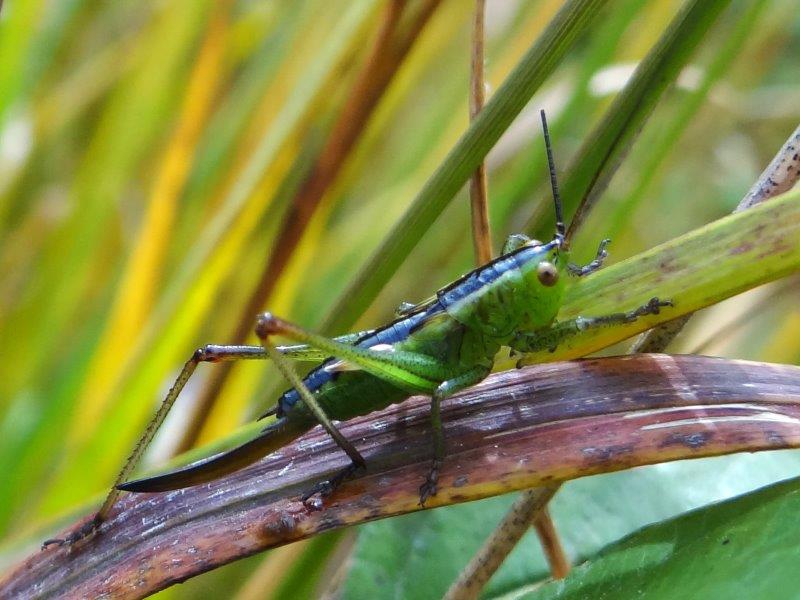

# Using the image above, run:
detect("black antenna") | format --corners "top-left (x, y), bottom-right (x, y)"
top-left (540, 109), bottom-right (566, 241)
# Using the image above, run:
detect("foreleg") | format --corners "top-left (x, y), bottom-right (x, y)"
top-left (567, 238), bottom-right (610, 277)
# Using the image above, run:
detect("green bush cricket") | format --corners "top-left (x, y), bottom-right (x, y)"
top-left (44, 111), bottom-right (670, 547)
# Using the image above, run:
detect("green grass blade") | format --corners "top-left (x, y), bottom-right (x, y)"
top-left (32, 1), bottom-right (380, 518)
top-left (592, 0), bottom-right (772, 246)
top-left (559, 0), bottom-right (733, 242)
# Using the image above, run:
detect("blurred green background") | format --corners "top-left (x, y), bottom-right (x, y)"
top-left (0, 0), bottom-right (798, 597)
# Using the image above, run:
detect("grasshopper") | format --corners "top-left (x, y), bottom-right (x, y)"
top-left (44, 112), bottom-right (669, 547)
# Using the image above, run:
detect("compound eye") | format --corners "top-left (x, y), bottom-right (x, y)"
top-left (537, 261), bottom-right (559, 287)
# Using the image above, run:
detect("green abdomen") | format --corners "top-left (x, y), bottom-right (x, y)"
top-left (290, 371), bottom-right (411, 423)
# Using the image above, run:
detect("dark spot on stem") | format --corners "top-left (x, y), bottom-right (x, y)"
top-left (729, 243), bottom-right (753, 256)
top-left (261, 513), bottom-right (299, 539)
top-left (581, 444), bottom-right (635, 462)
top-left (764, 430), bottom-right (787, 446)
top-left (658, 431), bottom-right (711, 449)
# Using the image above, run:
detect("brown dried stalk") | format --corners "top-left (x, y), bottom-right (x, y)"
top-left (469, 0), bottom-right (492, 265)
top-left (459, 3), bottom-right (568, 587)
top-left (9, 355), bottom-right (800, 599)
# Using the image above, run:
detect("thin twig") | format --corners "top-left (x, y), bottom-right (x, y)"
top-left (465, 4), bottom-right (566, 585)
top-left (533, 507), bottom-right (571, 579)
top-left (234, 542), bottom-right (310, 600)
top-left (469, 0), bottom-right (492, 264)
top-left (444, 487), bottom-right (558, 600)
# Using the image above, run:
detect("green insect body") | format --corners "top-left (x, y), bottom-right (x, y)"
top-left (115, 223), bottom-right (669, 503)
top-left (115, 112), bottom-right (672, 505)
top-left (118, 234), bottom-right (571, 493)
top-left (44, 111), bottom-right (670, 547)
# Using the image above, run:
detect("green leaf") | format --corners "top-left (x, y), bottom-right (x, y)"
top-left (339, 185), bottom-right (800, 600)
top-left (530, 475), bottom-right (800, 600)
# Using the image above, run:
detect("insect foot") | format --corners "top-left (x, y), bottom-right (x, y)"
top-left (301, 461), bottom-right (365, 511)
top-left (418, 458), bottom-right (442, 507)
top-left (301, 481), bottom-right (333, 511)
top-left (638, 297), bottom-right (673, 317)
top-left (41, 513), bottom-right (102, 551)
top-left (568, 238), bottom-right (611, 277)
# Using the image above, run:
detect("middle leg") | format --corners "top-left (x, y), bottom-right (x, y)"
top-left (419, 365), bottom-right (491, 506)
